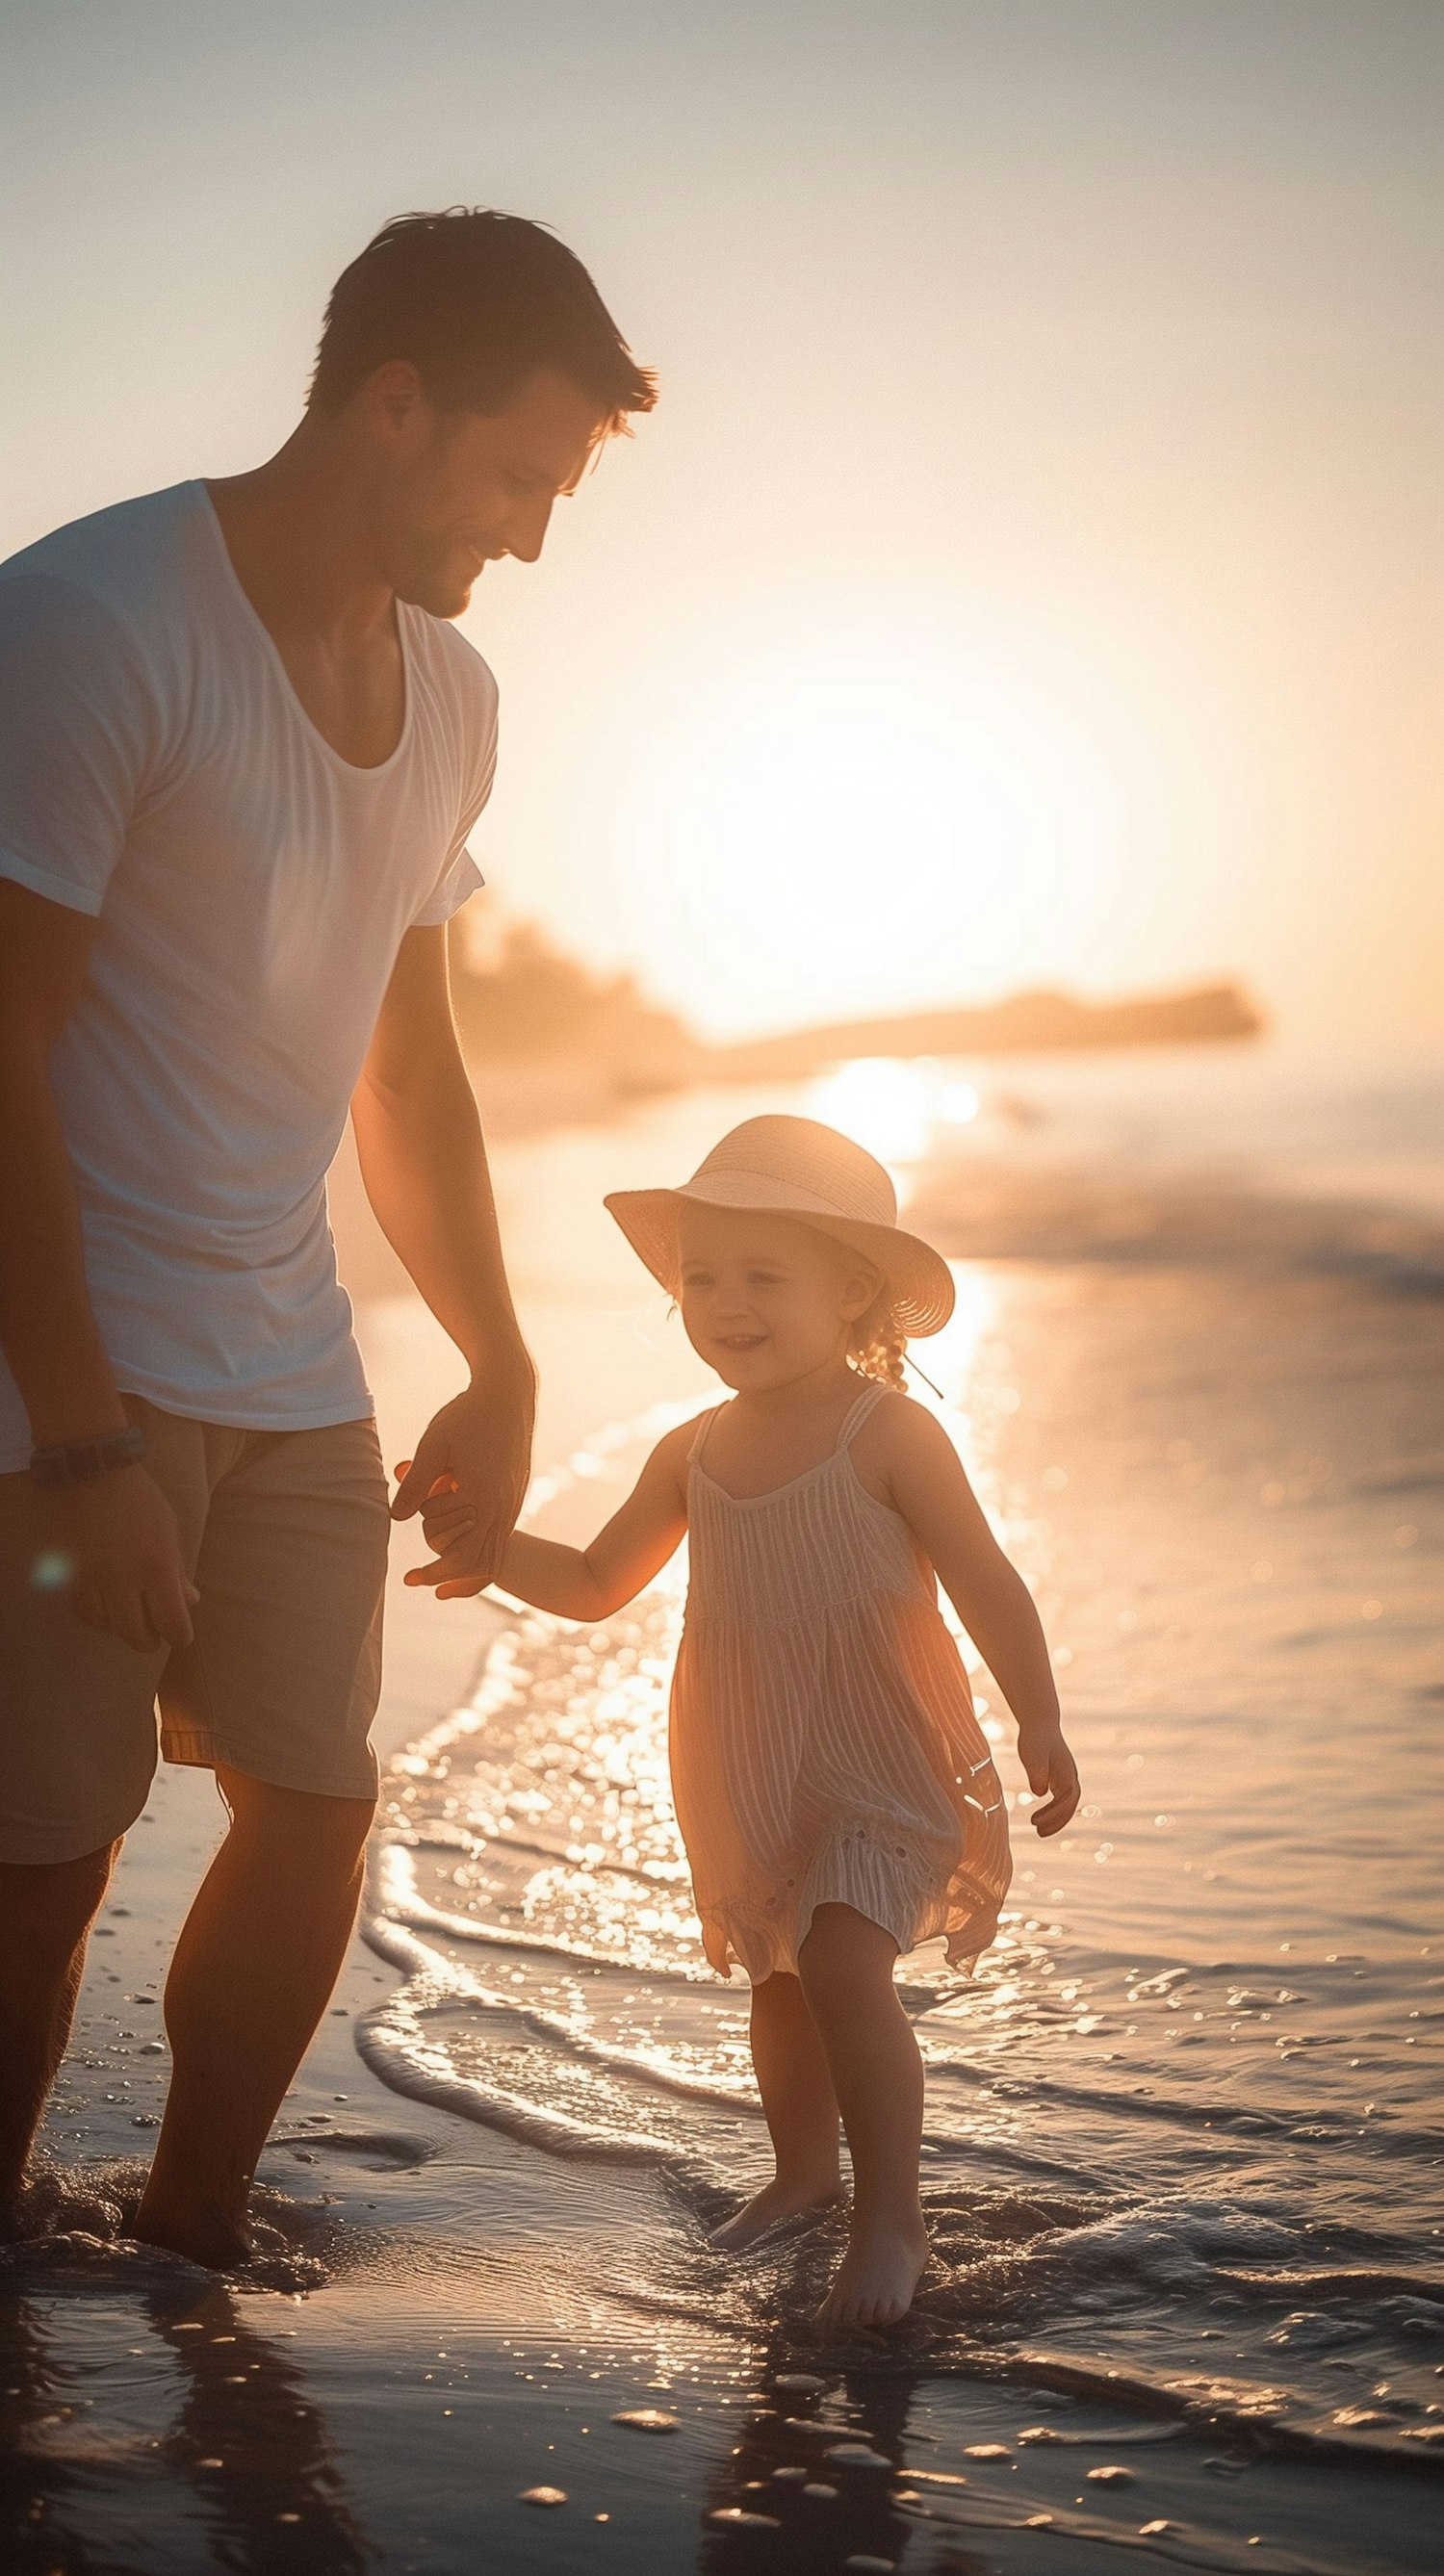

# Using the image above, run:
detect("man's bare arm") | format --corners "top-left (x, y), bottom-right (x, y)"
top-left (0, 882), bottom-right (122, 1445)
top-left (0, 879), bottom-right (193, 1651)
top-left (350, 922), bottom-right (536, 1589)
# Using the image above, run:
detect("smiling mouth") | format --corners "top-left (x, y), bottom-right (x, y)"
top-left (716, 1333), bottom-right (767, 1352)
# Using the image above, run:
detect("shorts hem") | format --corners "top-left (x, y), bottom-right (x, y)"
top-left (0, 1798), bottom-right (153, 1868)
top-left (118, 1388), bottom-right (377, 1438)
top-left (161, 1730), bottom-right (378, 1803)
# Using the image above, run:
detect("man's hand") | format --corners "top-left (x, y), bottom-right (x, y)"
top-left (392, 1358), bottom-right (536, 1601)
top-left (1019, 1722), bottom-right (1080, 1837)
top-left (60, 1464), bottom-right (198, 1654)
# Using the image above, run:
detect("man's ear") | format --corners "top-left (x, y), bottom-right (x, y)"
top-left (360, 359), bottom-right (434, 453)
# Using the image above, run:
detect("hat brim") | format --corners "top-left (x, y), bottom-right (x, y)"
top-left (604, 1174), bottom-right (955, 1338)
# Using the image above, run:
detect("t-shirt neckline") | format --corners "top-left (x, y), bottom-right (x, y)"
top-left (193, 480), bottom-right (415, 782)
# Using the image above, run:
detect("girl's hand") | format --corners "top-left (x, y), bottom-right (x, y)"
top-left (393, 1461), bottom-right (482, 1561)
top-left (1019, 1725), bottom-right (1080, 1836)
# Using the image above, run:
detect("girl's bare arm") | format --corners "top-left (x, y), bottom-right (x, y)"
top-left (487, 1419), bottom-right (694, 1621)
top-left (868, 1399), bottom-right (1080, 1836)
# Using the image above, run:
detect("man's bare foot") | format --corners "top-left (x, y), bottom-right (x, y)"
top-left (814, 2208), bottom-right (929, 2330)
top-left (128, 2193), bottom-right (250, 2271)
top-left (709, 2175), bottom-right (843, 2252)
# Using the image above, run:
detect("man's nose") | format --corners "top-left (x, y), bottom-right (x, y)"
top-left (503, 494), bottom-right (555, 565)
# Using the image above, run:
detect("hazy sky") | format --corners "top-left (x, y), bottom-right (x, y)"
top-left (4, 1), bottom-right (1440, 1043)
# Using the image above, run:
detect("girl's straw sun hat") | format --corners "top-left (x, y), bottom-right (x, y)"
top-left (605, 1114), bottom-right (955, 1338)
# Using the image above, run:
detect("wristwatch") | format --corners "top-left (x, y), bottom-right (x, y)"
top-left (29, 1425), bottom-right (146, 1488)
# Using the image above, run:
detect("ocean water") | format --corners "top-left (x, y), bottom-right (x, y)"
top-left (353, 1045), bottom-right (1444, 2559)
top-left (6, 1043), bottom-right (1442, 2573)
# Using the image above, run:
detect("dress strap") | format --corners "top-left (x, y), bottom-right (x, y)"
top-left (835, 1378), bottom-right (890, 1451)
top-left (687, 1404), bottom-right (725, 1466)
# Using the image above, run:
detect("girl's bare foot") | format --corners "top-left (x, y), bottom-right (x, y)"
top-left (709, 2174), bottom-right (843, 2251)
top-left (814, 2207), bottom-right (929, 2329)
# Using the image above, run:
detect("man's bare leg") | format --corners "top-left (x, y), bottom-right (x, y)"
top-left (0, 1841), bottom-right (118, 2214)
top-left (132, 1768), bottom-right (374, 2267)
top-left (797, 1903), bottom-right (929, 2330)
top-left (709, 1970), bottom-right (844, 2250)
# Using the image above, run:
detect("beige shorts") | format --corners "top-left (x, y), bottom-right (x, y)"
top-left (0, 1396), bottom-right (389, 1865)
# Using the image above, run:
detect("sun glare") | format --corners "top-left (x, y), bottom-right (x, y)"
top-left (632, 622), bottom-right (1115, 1039)
top-left (807, 1057), bottom-right (978, 1169)
top-left (808, 1058), bottom-right (933, 1165)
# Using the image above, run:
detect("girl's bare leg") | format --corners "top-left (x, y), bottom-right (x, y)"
top-left (709, 1970), bottom-right (843, 2250)
top-left (797, 1903), bottom-right (928, 2328)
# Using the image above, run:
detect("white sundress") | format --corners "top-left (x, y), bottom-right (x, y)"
top-left (669, 1380), bottom-right (1012, 1982)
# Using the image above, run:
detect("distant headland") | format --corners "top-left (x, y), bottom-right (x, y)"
top-left (702, 981), bottom-right (1262, 1079)
top-left (448, 923), bottom-right (1263, 1093)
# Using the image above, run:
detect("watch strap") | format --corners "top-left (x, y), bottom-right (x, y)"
top-left (29, 1425), bottom-right (147, 1488)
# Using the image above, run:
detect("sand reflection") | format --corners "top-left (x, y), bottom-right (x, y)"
top-left (0, 2279), bottom-right (365, 2575)
top-left (697, 2346), bottom-right (921, 2574)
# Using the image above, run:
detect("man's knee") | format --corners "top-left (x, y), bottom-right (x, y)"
top-left (217, 1768), bottom-right (375, 1872)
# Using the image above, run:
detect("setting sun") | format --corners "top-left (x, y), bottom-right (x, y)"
top-left (806, 1056), bottom-right (979, 1169)
top-left (625, 622), bottom-right (1115, 1037)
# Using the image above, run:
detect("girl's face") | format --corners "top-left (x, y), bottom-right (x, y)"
top-left (676, 1206), bottom-right (876, 1393)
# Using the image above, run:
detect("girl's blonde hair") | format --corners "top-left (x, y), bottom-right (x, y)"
top-left (847, 1277), bottom-right (909, 1394)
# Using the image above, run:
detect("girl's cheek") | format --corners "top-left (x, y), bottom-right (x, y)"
top-left (680, 1301), bottom-right (715, 1356)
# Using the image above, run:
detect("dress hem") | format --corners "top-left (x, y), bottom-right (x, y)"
top-left (699, 1831), bottom-right (1003, 1985)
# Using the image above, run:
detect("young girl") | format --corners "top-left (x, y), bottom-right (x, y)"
top-left (416, 1115), bottom-right (1078, 2331)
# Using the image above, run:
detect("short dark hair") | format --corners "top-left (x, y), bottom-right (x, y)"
top-left (309, 208), bottom-right (657, 432)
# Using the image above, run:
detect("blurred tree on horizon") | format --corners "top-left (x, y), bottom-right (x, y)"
top-left (448, 918), bottom-right (697, 1083)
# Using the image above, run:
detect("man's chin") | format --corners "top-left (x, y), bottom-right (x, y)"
top-left (396, 569), bottom-right (479, 620)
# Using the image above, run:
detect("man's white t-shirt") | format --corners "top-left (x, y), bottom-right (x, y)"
top-left (0, 480), bottom-right (498, 1472)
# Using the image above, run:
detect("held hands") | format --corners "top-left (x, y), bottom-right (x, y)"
top-left (1018, 1721), bottom-right (1081, 1837)
top-left (63, 1463), bottom-right (199, 1655)
top-left (392, 1359), bottom-right (536, 1600)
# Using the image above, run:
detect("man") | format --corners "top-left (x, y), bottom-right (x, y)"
top-left (0, 209), bottom-right (656, 2265)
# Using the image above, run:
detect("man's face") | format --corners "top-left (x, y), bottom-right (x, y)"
top-left (370, 365), bottom-right (606, 617)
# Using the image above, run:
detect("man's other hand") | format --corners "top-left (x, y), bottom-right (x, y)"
top-left (62, 1464), bottom-right (197, 1653)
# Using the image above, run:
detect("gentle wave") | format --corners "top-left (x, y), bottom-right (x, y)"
top-left (356, 1915), bottom-right (709, 2173)
top-left (363, 1867), bottom-right (759, 2109)
top-left (372, 1838), bottom-right (710, 1982)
